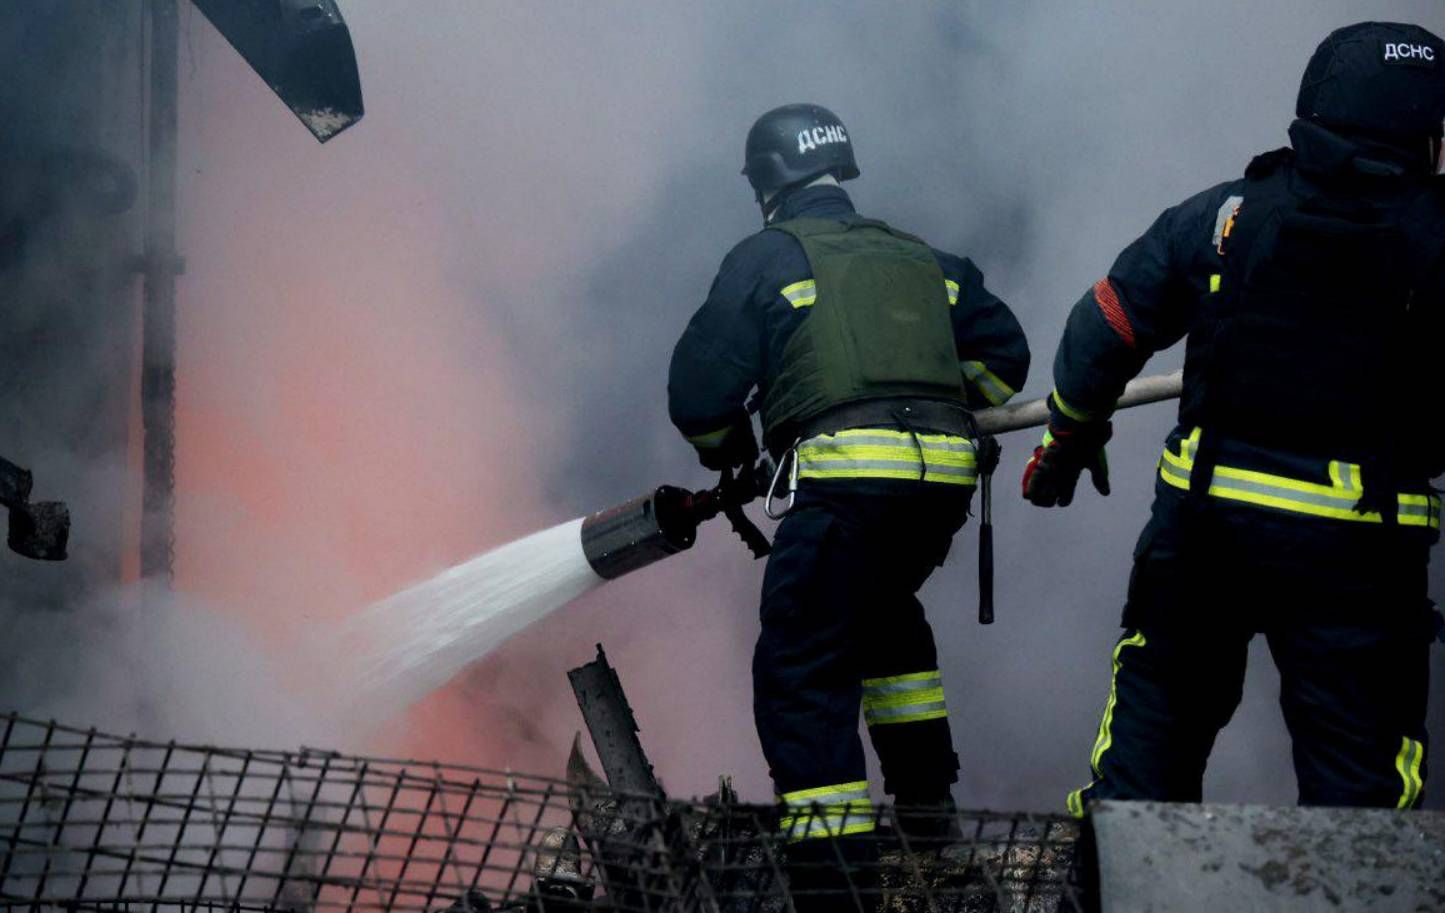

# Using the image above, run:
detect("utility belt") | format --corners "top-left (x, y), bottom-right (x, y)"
top-left (780, 396), bottom-right (1003, 625)
top-left (795, 397), bottom-right (975, 441)
top-left (1159, 427), bottom-right (1441, 531)
top-left (790, 398), bottom-right (980, 487)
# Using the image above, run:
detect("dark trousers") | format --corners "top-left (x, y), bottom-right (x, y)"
top-left (1073, 487), bottom-right (1437, 812)
top-left (753, 480), bottom-right (972, 802)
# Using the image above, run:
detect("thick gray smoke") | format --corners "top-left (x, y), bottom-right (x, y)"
top-left (4, 0), bottom-right (1442, 816)
top-left (358, 1), bottom-right (1442, 809)
top-left (0, 4), bottom-right (354, 754)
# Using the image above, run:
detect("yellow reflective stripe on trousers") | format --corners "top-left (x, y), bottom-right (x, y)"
top-left (797, 428), bottom-right (978, 486)
top-left (1395, 737), bottom-right (1425, 809)
top-left (1065, 633), bottom-right (1146, 818)
top-left (945, 279), bottom-right (961, 306)
top-left (781, 280), bottom-right (817, 308)
top-left (961, 360), bottom-right (1016, 406)
top-left (778, 780), bottom-right (876, 841)
top-left (1065, 784), bottom-right (1090, 819)
top-left (862, 670), bottom-right (948, 726)
top-left (1158, 429), bottom-right (1441, 529)
top-left (1087, 632), bottom-right (1147, 776)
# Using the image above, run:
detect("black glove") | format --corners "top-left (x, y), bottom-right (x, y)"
top-left (1021, 422), bottom-right (1112, 507)
top-left (694, 418), bottom-right (758, 471)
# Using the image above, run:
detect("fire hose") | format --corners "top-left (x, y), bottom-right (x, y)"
top-left (579, 371), bottom-right (1184, 614)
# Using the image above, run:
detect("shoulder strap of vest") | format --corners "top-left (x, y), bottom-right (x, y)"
top-left (1215, 166), bottom-right (1291, 284)
top-left (765, 216), bottom-right (845, 240)
top-left (1188, 164), bottom-right (1295, 499)
top-left (1405, 186), bottom-right (1445, 293)
top-left (768, 214), bottom-right (929, 247)
top-left (1244, 146), bottom-right (1293, 181)
top-left (851, 216), bottom-right (929, 246)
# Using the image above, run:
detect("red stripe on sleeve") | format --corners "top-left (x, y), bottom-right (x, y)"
top-left (1093, 278), bottom-right (1137, 349)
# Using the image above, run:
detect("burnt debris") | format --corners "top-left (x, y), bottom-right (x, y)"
top-left (0, 454), bottom-right (69, 560)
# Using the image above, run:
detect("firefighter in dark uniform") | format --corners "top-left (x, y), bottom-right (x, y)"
top-left (1023, 22), bottom-right (1445, 815)
top-left (669, 103), bottom-right (1029, 903)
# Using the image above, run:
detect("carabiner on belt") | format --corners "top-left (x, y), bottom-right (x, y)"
top-left (764, 440), bottom-right (799, 520)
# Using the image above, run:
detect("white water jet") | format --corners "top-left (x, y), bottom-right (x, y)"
top-left (342, 517), bottom-right (602, 719)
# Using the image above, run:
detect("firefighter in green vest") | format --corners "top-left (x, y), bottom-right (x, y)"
top-left (668, 104), bottom-right (1030, 906)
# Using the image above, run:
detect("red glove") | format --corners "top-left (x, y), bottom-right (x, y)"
top-left (1021, 424), bottom-right (1112, 507)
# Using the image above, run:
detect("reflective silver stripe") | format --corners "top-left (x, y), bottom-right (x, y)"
top-left (1399, 500), bottom-right (1434, 520)
top-left (780, 280), bottom-right (817, 308)
top-left (782, 808), bottom-right (876, 840)
top-left (797, 430), bottom-right (978, 485)
top-left (779, 783), bottom-right (874, 839)
top-left (782, 785), bottom-right (870, 809)
top-left (820, 433), bottom-right (975, 454)
top-left (1160, 439), bottom-right (1440, 528)
top-left (945, 279), bottom-right (961, 305)
top-left (799, 458), bottom-right (977, 480)
top-left (1210, 474), bottom-right (1358, 508)
top-left (1159, 458), bottom-right (1190, 488)
top-left (864, 701), bottom-right (948, 723)
top-left (862, 672), bottom-right (947, 726)
top-left (863, 676), bottom-right (942, 698)
top-left (961, 361), bottom-right (1015, 406)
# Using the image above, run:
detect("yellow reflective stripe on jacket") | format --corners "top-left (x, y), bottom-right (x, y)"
top-left (797, 428), bottom-right (978, 486)
top-left (1158, 429), bottom-right (1441, 529)
top-left (1087, 632), bottom-right (1146, 776)
top-left (685, 425), bottom-right (733, 448)
top-left (1051, 389), bottom-right (1102, 423)
top-left (778, 781), bottom-right (876, 842)
top-left (1395, 737), bottom-right (1425, 809)
top-left (781, 278), bottom-right (961, 308)
top-left (781, 280), bottom-right (817, 309)
top-left (962, 360), bottom-right (1016, 406)
top-left (861, 670), bottom-right (948, 726)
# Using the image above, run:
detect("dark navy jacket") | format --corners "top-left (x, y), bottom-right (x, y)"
top-left (669, 185), bottom-right (1030, 454)
top-left (1050, 120), bottom-right (1445, 491)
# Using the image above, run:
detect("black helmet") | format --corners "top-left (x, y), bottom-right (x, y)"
top-left (741, 103), bottom-right (860, 204)
top-left (1297, 22), bottom-right (1445, 138)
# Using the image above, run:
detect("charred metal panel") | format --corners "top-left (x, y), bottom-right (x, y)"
top-left (0, 456), bottom-right (69, 561)
top-left (1092, 800), bottom-right (1445, 912)
top-left (191, 0), bottom-right (364, 142)
top-left (567, 644), bottom-right (663, 798)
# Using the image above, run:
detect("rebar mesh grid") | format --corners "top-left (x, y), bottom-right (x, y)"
top-left (0, 714), bottom-right (1084, 912)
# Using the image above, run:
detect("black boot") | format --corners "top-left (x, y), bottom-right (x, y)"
top-left (784, 835), bottom-right (880, 913)
top-left (889, 790), bottom-right (963, 856)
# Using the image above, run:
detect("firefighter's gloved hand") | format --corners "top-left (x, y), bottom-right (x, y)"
top-left (1021, 423), bottom-right (1112, 507)
top-left (693, 419), bottom-right (759, 471)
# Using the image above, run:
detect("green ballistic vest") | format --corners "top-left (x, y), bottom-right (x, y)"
top-left (761, 217), bottom-right (967, 444)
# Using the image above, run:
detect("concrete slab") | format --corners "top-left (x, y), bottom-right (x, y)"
top-left (1092, 801), bottom-right (1445, 913)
